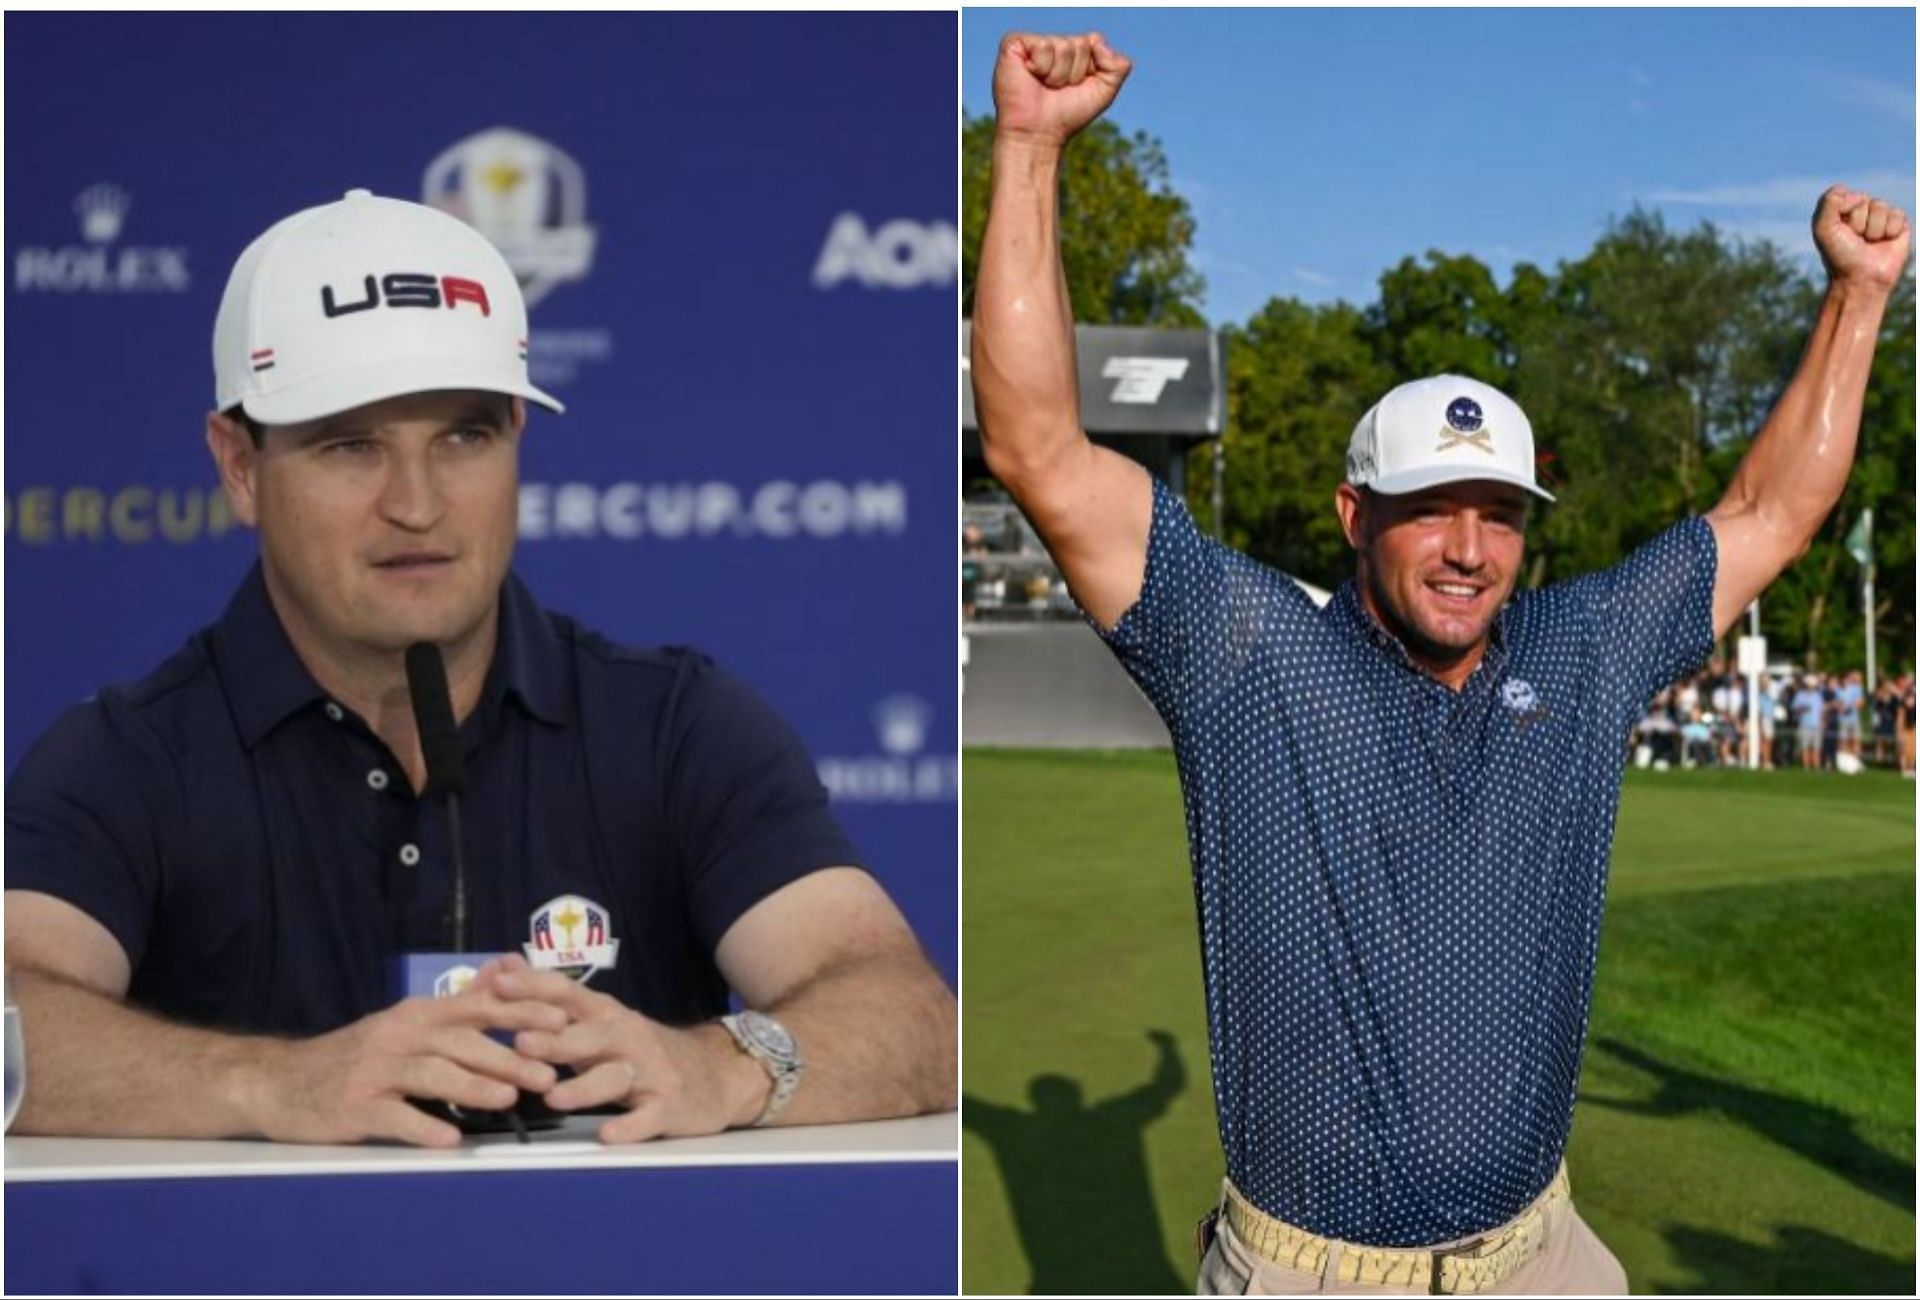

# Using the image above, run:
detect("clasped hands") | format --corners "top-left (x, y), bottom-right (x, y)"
top-left (255, 952), bottom-right (766, 1149)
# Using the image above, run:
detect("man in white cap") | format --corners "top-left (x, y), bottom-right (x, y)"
top-left (972, 31), bottom-right (1909, 1296)
top-left (6, 190), bottom-right (955, 1147)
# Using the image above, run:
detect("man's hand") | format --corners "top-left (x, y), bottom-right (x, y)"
top-left (479, 956), bottom-right (768, 1144)
top-left (251, 979), bottom-right (565, 1148)
top-left (1812, 185), bottom-right (1911, 296)
top-left (993, 31), bottom-right (1132, 149)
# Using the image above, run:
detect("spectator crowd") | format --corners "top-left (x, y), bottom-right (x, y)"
top-left (1634, 664), bottom-right (1916, 776)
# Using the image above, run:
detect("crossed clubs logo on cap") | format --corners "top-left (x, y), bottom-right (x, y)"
top-left (1437, 396), bottom-right (1496, 455)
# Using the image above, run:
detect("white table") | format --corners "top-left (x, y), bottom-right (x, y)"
top-left (6, 1112), bottom-right (958, 1293)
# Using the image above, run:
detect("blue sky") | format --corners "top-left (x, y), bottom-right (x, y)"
top-left (963, 8), bottom-right (1917, 325)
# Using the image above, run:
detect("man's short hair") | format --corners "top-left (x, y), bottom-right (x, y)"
top-left (226, 405), bottom-right (266, 450)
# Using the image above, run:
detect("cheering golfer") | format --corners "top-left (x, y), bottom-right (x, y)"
top-left (971, 30), bottom-right (1909, 1297)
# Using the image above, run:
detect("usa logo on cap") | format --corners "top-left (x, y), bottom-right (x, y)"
top-left (1446, 397), bottom-right (1485, 433)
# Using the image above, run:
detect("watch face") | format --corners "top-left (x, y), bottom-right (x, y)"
top-left (742, 1012), bottom-right (796, 1060)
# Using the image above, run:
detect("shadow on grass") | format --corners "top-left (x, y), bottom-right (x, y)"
top-left (1583, 1037), bottom-right (1915, 1215)
top-left (1652, 1223), bottom-right (1913, 1295)
top-left (965, 1030), bottom-right (1189, 1295)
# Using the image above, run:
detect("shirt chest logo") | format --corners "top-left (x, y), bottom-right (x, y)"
top-left (1502, 677), bottom-right (1551, 730)
top-left (525, 893), bottom-right (621, 980)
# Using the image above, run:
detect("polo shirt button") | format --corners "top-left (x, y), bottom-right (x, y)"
top-left (324, 702), bottom-right (344, 722)
top-left (398, 843), bottom-right (420, 867)
top-left (366, 769), bottom-right (389, 792)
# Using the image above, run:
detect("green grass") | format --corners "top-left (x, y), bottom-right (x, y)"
top-left (962, 755), bottom-right (1915, 1295)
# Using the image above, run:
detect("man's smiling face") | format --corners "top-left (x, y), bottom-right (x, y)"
top-left (1337, 479), bottom-right (1530, 670)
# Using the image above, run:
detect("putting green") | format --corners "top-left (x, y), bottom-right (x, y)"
top-left (962, 755), bottom-right (1915, 1295)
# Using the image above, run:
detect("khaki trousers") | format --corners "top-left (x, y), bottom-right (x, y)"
top-left (1196, 1181), bottom-right (1629, 1296)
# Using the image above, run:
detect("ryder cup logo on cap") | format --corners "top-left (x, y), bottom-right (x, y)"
top-left (1346, 374), bottom-right (1555, 503)
top-left (212, 188), bottom-right (565, 425)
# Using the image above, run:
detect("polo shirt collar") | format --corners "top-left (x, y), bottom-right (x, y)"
top-left (214, 563), bottom-right (570, 750)
top-left (1328, 576), bottom-right (1512, 686)
top-left (490, 571), bottom-right (572, 727)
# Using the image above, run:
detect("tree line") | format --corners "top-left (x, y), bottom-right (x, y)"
top-left (962, 113), bottom-right (1915, 673)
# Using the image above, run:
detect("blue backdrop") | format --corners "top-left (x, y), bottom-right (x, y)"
top-left (4, 12), bottom-right (957, 979)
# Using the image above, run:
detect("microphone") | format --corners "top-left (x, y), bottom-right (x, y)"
top-left (393, 642), bottom-right (550, 1140)
top-left (405, 642), bottom-right (469, 951)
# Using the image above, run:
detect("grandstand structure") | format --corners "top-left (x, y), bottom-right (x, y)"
top-left (963, 323), bottom-right (1323, 748)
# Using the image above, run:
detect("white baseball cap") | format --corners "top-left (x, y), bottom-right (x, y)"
top-left (213, 188), bottom-right (563, 425)
top-left (1345, 374), bottom-right (1553, 503)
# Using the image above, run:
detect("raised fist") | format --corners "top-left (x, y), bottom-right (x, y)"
top-left (1812, 185), bottom-right (1911, 295)
top-left (992, 32), bottom-right (1132, 148)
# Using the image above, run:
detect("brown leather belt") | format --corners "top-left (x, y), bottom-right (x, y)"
top-left (1220, 1164), bottom-right (1570, 1295)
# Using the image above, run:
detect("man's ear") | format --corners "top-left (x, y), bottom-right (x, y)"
top-left (1334, 483), bottom-right (1367, 551)
top-left (206, 410), bottom-right (261, 529)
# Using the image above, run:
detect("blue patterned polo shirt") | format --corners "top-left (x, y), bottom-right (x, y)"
top-left (1097, 478), bottom-right (1717, 1246)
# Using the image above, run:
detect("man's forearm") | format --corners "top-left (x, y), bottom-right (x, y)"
top-left (972, 135), bottom-right (1086, 492)
top-left (751, 949), bottom-right (957, 1126)
top-left (1722, 280), bottom-right (1890, 543)
top-left (9, 969), bottom-right (273, 1138)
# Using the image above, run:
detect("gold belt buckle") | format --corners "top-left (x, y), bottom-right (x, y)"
top-left (1427, 1235), bottom-right (1489, 1295)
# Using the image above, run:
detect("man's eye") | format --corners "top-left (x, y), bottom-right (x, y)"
top-left (447, 426), bottom-right (496, 446)
top-left (324, 438), bottom-right (379, 455)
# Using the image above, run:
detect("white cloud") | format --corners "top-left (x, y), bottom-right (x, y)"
top-left (1194, 248), bottom-right (1263, 280)
top-left (1647, 172), bottom-right (1913, 208)
top-left (1820, 71), bottom-right (1915, 123)
top-left (1635, 169), bottom-right (1918, 260)
top-left (1292, 266), bottom-right (1334, 287)
top-left (1713, 218), bottom-right (1821, 259)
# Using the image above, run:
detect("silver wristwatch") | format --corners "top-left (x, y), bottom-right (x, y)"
top-left (720, 1011), bottom-right (804, 1127)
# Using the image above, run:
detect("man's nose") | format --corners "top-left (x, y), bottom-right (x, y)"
top-left (378, 449), bottom-right (444, 530)
top-left (1441, 513), bottom-right (1486, 570)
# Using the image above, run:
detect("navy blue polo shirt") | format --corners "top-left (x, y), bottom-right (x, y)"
top-left (6, 564), bottom-right (858, 1037)
top-left (1099, 478), bottom-right (1716, 1246)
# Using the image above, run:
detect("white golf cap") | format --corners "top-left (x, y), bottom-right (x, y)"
top-left (1345, 374), bottom-right (1553, 503)
top-left (213, 188), bottom-right (563, 425)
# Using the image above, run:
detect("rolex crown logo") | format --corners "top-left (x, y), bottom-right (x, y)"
top-left (74, 184), bottom-right (130, 244)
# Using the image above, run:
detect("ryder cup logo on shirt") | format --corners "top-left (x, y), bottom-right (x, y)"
top-left (525, 894), bottom-right (621, 980)
top-left (433, 964), bottom-right (481, 999)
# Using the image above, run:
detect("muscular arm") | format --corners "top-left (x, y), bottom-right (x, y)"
top-left (972, 32), bottom-right (1151, 630)
top-left (715, 867), bottom-right (957, 1125)
top-left (484, 868), bottom-right (956, 1139)
top-left (1705, 185), bottom-right (1909, 638)
top-left (5, 892), bottom-right (265, 1138)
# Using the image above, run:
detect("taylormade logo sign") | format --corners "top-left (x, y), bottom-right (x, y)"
top-left (1103, 356), bottom-right (1189, 404)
